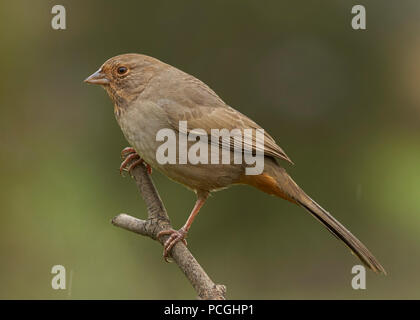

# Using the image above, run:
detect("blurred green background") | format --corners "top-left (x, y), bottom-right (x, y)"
top-left (0, 0), bottom-right (419, 299)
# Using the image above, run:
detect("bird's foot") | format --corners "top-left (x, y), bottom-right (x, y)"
top-left (157, 228), bottom-right (188, 262)
top-left (120, 147), bottom-right (152, 176)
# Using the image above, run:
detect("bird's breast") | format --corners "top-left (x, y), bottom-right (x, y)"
top-left (116, 100), bottom-right (169, 168)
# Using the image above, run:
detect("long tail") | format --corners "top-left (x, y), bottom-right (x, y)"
top-left (241, 159), bottom-right (386, 274)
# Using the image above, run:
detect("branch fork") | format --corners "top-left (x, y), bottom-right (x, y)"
top-left (111, 162), bottom-right (226, 300)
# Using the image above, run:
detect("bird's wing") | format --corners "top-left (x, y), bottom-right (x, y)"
top-left (156, 74), bottom-right (293, 164)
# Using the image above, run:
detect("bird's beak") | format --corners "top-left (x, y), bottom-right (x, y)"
top-left (84, 69), bottom-right (110, 85)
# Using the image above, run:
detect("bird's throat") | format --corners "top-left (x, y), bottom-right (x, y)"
top-left (105, 86), bottom-right (129, 117)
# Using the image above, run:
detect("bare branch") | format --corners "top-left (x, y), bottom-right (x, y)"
top-left (111, 163), bottom-right (226, 300)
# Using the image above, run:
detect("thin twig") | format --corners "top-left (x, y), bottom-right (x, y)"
top-left (111, 163), bottom-right (226, 300)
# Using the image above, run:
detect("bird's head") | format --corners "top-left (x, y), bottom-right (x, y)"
top-left (85, 53), bottom-right (165, 111)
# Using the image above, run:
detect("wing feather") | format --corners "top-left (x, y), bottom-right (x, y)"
top-left (156, 73), bottom-right (293, 164)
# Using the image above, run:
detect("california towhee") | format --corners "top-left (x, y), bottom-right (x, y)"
top-left (85, 53), bottom-right (385, 274)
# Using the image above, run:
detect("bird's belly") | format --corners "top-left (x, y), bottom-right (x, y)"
top-left (157, 162), bottom-right (244, 192)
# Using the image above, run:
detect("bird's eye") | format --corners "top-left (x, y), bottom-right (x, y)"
top-left (117, 66), bottom-right (128, 75)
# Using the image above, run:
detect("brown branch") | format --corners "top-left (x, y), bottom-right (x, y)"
top-left (111, 163), bottom-right (226, 300)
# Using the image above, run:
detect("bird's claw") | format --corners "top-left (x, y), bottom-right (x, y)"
top-left (121, 147), bottom-right (136, 159)
top-left (119, 147), bottom-right (152, 176)
top-left (157, 228), bottom-right (188, 262)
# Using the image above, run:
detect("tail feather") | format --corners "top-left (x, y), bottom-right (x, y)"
top-left (297, 193), bottom-right (386, 274)
top-left (243, 159), bottom-right (386, 274)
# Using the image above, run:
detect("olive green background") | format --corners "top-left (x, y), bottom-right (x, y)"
top-left (0, 0), bottom-right (419, 299)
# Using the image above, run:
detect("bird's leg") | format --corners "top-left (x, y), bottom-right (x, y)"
top-left (120, 147), bottom-right (152, 175)
top-left (157, 193), bottom-right (209, 262)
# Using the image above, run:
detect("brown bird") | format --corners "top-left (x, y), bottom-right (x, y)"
top-left (85, 53), bottom-right (386, 274)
